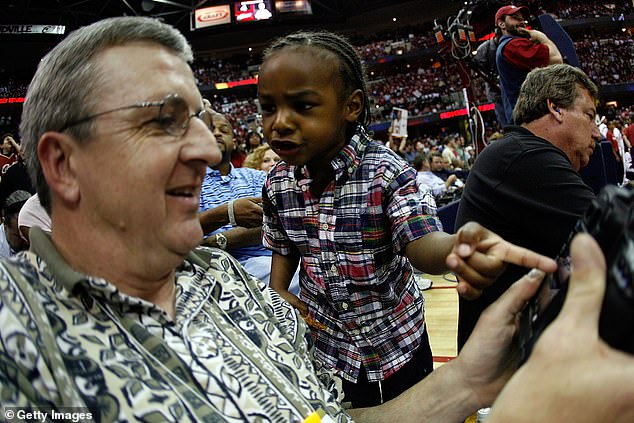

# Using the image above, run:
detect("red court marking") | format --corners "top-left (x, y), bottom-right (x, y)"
top-left (433, 355), bottom-right (455, 363)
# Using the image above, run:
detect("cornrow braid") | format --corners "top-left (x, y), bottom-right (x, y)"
top-left (262, 30), bottom-right (372, 129)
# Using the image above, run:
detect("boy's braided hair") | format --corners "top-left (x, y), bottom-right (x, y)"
top-left (263, 30), bottom-right (371, 129)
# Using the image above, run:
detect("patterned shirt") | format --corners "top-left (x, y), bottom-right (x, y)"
top-left (0, 228), bottom-right (350, 422)
top-left (199, 165), bottom-right (269, 260)
top-left (262, 127), bottom-right (442, 383)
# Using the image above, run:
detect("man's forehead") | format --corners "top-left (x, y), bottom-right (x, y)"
top-left (507, 12), bottom-right (525, 20)
top-left (94, 44), bottom-right (199, 105)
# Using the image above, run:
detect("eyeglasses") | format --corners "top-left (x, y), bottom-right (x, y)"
top-left (58, 93), bottom-right (211, 137)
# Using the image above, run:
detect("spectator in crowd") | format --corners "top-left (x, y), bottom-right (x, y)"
top-left (259, 29), bottom-right (556, 408)
top-left (624, 117), bottom-right (634, 151)
top-left (413, 153), bottom-right (460, 200)
top-left (198, 106), bottom-right (299, 293)
top-left (245, 130), bottom-right (264, 153)
top-left (455, 64), bottom-right (601, 349)
top-left (4, 15), bottom-right (632, 423)
top-left (0, 134), bottom-right (33, 210)
top-left (0, 133), bottom-right (22, 175)
top-left (232, 129), bottom-right (264, 168)
top-left (430, 150), bottom-right (466, 185)
top-left (454, 135), bottom-right (472, 168)
top-left (442, 135), bottom-right (465, 169)
top-left (496, 4), bottom-right (563, 124)
top-left (17, 192), bottom-right (51, 241)
top-left (399, 140), bottom-right (417, 164)
top-left (243, 143), bottom-right (280, 172)
top-left (612, 119), bottom-right (630, 184)
top-left (604, 120), bottom-right (625, 182)
top-left (0, 190), bottom-right (30, 257)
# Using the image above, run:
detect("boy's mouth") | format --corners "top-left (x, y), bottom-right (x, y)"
top-left (270, 140), bottom-right (300, 151)
top-left (270, 140), bottom-right (303, 158)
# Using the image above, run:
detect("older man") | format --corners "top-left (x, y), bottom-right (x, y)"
top-left (2, 16), bottom-right (599, 423)
top-left (456, 64), bottom-right (602, 348)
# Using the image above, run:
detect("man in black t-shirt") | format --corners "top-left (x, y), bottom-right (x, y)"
top-left (456, 64), bottom-right (602, 349)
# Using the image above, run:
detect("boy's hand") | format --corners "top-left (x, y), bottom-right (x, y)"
top-left (446, 222), bottom-right (557, 299)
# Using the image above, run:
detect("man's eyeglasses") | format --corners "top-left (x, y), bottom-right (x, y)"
top-left (58, 93), bottom-right (212, 137)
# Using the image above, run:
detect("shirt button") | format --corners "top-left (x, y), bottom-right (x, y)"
top-left (348, 167), bottom-right (354, 173)
top-left (301, 185), bottom-right (307, 191)
top-left (321, 223), bottom-right (329, 231)
top-left (342, 302), bottom-right (349, 310)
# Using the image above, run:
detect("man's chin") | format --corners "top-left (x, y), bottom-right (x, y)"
top-left (172, 227), bottom-right (203, 255)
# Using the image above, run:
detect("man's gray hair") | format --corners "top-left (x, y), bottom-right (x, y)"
top-left (513, 64), bottom-right (598, 125)
top-left (19, 16), bottom-right (193, 213)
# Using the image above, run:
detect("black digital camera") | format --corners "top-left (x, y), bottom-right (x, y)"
top-left (519, 184), bottom-right (634, 362)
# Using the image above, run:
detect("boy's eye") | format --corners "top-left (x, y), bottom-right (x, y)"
top-left (296, 102), bottom-right (314, 111)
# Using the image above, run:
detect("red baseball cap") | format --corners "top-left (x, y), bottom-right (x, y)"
top-left (495, 5), bottom-right (529, 23)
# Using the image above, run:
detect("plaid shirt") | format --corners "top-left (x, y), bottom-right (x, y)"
top-left (262, 127), bottom-right (441, 383)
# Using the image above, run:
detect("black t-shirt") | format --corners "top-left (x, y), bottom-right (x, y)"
top-left (455, 126), bottom-right (595, 348)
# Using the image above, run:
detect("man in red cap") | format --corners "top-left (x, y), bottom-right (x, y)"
top-left (495, 4), bottom-right (562, 125)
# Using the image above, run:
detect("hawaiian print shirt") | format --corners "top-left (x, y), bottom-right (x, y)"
top-left (0, 228), bottom-right (349, 422)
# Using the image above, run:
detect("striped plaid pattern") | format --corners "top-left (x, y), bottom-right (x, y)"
top-left (262, 127), bottom-right (442, 383)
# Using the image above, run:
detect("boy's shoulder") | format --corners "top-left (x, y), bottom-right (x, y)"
top-left (361, 138), bottom-right (412, 169)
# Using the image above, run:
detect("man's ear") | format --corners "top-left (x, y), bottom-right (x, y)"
top-left (547, 100), bottom-right (563, 122)
top-left (344, 89), bottom-right (364, 123)
top-left (37, 132), bottom-right (80, 207)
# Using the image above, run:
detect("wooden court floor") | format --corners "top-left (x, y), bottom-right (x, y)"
top-left (417, 272), bottom-right (459, 369)
top-left (418, 273), bottom-right (483, 422)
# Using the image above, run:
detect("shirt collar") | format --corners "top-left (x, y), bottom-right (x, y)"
top-left (29, 226), bottom-right (88, 294)
top-left (294, 125), bottom-right (369, 182)
top-left (28, 227), bottom-right (200, 320)
top-left (207, 163), bottom-right (235, 177)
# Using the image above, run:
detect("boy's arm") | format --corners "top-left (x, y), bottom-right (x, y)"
top-left (405, 231), bottom-right (455, 274)
top-left (405, 221), bottom-right (557, 300)
top-left (269, 251), bottom-right (305, 315)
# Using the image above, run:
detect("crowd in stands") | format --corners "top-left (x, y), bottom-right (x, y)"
top-left (576, 35), bottom-right (634, 85)
top-left (369, 63), bottom-right (489, 120)
top-left (528, 0), bottom-right (633, 20)
top-left (353, 29), bottom-right (436, 62)
top-left (0, 0), bottom-right (632, 134)
top-left (194, 55), bottom-right (259, 87)
top-left (0, 78), bottom-right (27, 98)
